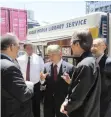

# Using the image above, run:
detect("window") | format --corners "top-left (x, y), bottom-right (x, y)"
top-left (100, 7), bottom-right (102, 11)
top-left (95, 8), bottom-right (99, 12)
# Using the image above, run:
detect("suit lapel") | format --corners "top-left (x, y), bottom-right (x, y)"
top-left (49, 63), bottom-right (54, 78)
top-left (99, 54), bottom-right (107, 68)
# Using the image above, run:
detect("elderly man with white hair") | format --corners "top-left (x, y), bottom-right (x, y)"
top-left (40, 44), bottom-right (74, 117)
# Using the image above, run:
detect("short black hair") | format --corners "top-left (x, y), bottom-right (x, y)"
top-left (23, 42), bottom-right (33, 49)
top-left (71, 30), bottom-right (93, 51)
top-left (1, 33), bottom-right (18, 51)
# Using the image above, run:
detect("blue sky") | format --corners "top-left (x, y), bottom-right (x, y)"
top-left (0, 0), bottom-right (86, 24)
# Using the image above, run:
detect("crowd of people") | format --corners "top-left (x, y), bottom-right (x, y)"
top-left (1, 30), bottom-right (111, 117)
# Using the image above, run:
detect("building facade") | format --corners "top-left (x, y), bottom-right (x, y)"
top-left (27, 10), bottom-right (34, 20)
top-left (27, 19), bottom-right (40, 29)
top-left (86, 1), bottom-right (111, 14)
top-left (27, 10), bottom-right (40, 29)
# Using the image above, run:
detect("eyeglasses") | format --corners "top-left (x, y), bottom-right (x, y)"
top-left (70, 39), bottom-right (80, 46)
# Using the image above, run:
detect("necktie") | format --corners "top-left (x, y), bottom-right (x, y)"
top-left (54, 64), bottom-right (57, 81)
top-left (26, 57), bottom-right (30, 81)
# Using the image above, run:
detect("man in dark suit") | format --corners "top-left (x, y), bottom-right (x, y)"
top-left (60, 30), bottom-right (101, 117)
top-left (91, 38), bottom-right (109, 117)
top-left (1, 33), bottom-right (34, 117)
top-left (91, 38), bottom-right (107, 77)
top-left (40, 45), bottom-right (74, 117)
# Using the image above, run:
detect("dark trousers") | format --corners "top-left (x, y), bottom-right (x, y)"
top-left (32, 82), bottom-right (40, 117)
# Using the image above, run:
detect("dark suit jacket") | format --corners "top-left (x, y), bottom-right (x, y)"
top-left (65, 52), bottom-right (101, 117)
top-left (1, 54), bottom-right (34, 117)
top-left (99, 54), bottom-right (108, 78)
top-left (42, 60), bottom-right (74, 116)
top-left (98, 54), bottom-right (108, 117)
top-left (103, 57), bottom-right (111, 117)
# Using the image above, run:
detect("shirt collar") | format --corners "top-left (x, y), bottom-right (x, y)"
top-left (1, 53), bottom-right (13, 61)
top-left (96, 53), bottom-right (104, 63)
top-left (25, 53), bottom-right (33, 59)
top-left (53, 59), bottom-right (63, 68)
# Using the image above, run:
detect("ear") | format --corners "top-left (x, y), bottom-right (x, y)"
top-left (76, 42), bottom-right (80, 47)
top-left (104, 44), bottom-right (107, 50)
top-left (9, 45), bottom-right (13, 51)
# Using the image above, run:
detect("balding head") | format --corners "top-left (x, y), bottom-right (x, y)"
top-left (93, 38), bottom-right (106, 46)
top-left (1, 33), bottom-right (19, 51)
top-left (91, 38), bottom-right (107, 58)
top-left (0, 33), bottom-right (20, 59)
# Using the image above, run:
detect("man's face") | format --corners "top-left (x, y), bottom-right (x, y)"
top-left (91, 40), bottom-right (106, 57)
top-left (48, 52), bottom-right (62, 64)
top-left (25, 44), bottom-right (33, 56)
top-left (70, 40), bottom-right (81, 57)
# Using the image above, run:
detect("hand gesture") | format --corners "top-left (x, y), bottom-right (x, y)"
top-left (61, 72), bottom-right (71, 84)
top-left (40, 72), bottom-right (49, 80)
top-left (60, 101), bottom-right (68, 115)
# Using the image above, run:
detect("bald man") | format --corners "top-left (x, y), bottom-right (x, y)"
top-left (91, 38), bottom-right (108, 117)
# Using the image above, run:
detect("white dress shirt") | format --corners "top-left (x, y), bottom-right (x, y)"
top-left (96, 54), bottom-right (104, 63)
top-left (17, 53), bottom-right (44, 84)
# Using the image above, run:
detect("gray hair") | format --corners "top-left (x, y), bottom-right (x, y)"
top-left (47, 45), bottom-right (61, 54)
top-left (71, 30), bottom-right (93, 51)
top-left (94, 38), bottom-right (107, 45)
top-left (1, 33), bottom-right (19, 50)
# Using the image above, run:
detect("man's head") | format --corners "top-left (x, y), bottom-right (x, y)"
top-left (91, 38), bottom-right (106, 58)
top-left (47, 45), bottom-right (62, 64)
top-left (1, 33), bottom-right (20, 59)
top-left (24, 42), bottom-right (33, 56)
top-left (70, 30), bottom-right (93, 57)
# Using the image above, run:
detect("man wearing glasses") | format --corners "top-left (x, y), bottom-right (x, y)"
top-left (40, 45), bottom-right (74, 117)
top-left (1, 33), bottom-right (34, 117)
top-left (60, 30), bottom-right (101, 117)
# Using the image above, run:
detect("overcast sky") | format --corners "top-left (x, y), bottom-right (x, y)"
top-left (0, 0), bottom-right (86, 24)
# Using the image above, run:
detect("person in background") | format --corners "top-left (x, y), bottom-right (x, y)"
top-left (104, 57), bottom-right (111, 117)
top-left (40, 45), bottom-right (74, 117)
top-left (17, 42), bottom-right (44, 117)
top-left (1, 33), bottom-right (34, 117)
top-left (91, 38), bottom-right (111, 117)
top-left (91, 38), bottom-right (107, 77)
top-left (60, 30), bottom-right (101, 117)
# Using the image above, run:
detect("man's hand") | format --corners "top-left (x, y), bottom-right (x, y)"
top-left (61, 72), bottom-right (71, 84)
top-left (60, 101), bottom-right (68, 115)
top-left (40, 72), bottom-right (49, 80)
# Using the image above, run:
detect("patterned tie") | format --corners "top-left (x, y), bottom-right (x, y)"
top-left (54, 64), bottom-right (57, 81)
top-left (26, 57), bottom-right (30, 81)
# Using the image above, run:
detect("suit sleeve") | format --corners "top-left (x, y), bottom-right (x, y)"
top-left (65, 65), bottom-right (96, 114)
top-left (104, 57), bottom-right (111, 77)
top-left (2, 66), bottom-right (34, 103)
top-left (69, 65), bottom-right (75, 79)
